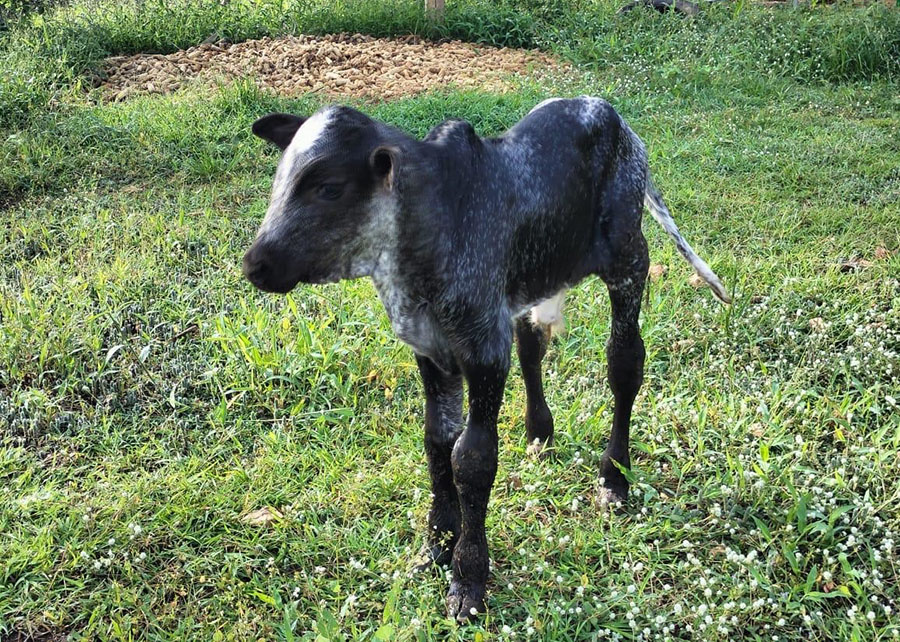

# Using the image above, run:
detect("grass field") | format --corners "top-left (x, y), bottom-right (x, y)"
top-left (1, 0), bottom-right (899, 640)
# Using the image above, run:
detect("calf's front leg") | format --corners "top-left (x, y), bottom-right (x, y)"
top-left (416, 355), bottom-right (464, 568)
top-left (447, 357), bottom-right (509, 621)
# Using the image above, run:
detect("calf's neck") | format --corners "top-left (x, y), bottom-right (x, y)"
top-left (243, 97), bottom-right (730, 620)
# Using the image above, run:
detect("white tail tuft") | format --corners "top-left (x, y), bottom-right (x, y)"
top-left (644, 178), bottom-right (731, 304)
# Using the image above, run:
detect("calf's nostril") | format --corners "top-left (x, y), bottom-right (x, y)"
top-left (242, 248), bottom-right (270, 282)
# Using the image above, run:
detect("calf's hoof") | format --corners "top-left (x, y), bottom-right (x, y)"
top-left (447, 581), bottom-right (486, 622)
top-left (525, 435), bottom-right (554, 460)
top-left (598, 455), bottom-right (629, 505)
top-left (525, 404), bottom-right (554, 460)
top-left (596, 485), bottom-right (627, 509)
top-left (411, 542), bottom-right (453, 573)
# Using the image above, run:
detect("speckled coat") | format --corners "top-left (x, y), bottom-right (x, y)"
top-left (243, 97), bottom-right (729, 621)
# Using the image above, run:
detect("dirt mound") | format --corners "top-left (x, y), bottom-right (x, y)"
top-left (99, 33), bottom-right (562, 101)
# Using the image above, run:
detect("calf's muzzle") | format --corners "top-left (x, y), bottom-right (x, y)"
top-left (242, 238), bottom-right (301, 294)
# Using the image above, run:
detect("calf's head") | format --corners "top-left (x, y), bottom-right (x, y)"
top-left (243, 106), bottom-right (399, 293)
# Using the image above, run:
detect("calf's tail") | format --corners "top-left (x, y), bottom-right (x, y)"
top-left (643, 176), bottom-right (731, 304)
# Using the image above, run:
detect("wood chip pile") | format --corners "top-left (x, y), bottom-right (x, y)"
top-left (100, 33), bottom-right (561, 101)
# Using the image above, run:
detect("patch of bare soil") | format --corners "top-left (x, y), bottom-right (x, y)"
top-left (99, 33), bottom-right (562, 102)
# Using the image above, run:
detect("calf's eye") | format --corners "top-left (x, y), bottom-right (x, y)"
top-left (316, 183), bottom-right (345, 201)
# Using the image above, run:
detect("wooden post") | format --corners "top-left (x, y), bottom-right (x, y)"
top-left (425, 0), bottom-right (445, 18)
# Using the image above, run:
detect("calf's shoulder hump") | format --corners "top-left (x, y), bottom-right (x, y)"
top-left (424, 119), bottom-right (480, 146)
top-left (524, 95), bottom-right (616, 124)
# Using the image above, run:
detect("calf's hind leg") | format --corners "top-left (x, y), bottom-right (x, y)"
top-left (598, 236), bottom-right (649, 504)
top-left (515, 316), bottom-right (554, 456)
top-left (416, 355), bottom-right (463, 567)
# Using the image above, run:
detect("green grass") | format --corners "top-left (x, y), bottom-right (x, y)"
top-left (1, 0), bottom-right (899, 640)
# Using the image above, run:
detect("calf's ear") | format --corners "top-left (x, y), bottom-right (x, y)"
top-left (369, 146), bottom-right (399, 190)
top-left (252, 113), bottom-right (306, 151)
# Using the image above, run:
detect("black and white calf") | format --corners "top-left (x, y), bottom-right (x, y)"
top-left (243, 97), bottom-right (730, 620)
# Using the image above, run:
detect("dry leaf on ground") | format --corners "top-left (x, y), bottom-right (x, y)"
top-left (648, 263), bottom-right (668, 281)
top-left (242, 506), bottom-right (283, 525)
top-left (688, 273), bottom-right (706, 289)
top-left (839, 257), bottom-right (874, 272)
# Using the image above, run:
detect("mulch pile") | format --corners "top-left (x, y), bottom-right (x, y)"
top-left (99, 33), bottom-right (562, 101)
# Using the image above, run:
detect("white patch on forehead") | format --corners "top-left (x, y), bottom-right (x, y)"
top-left (282, 107), bottom-right (335, 167)
top-left (528, 97), bottom-right (564, 115)
top-left (257, 107), bottom-right (336, 238)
